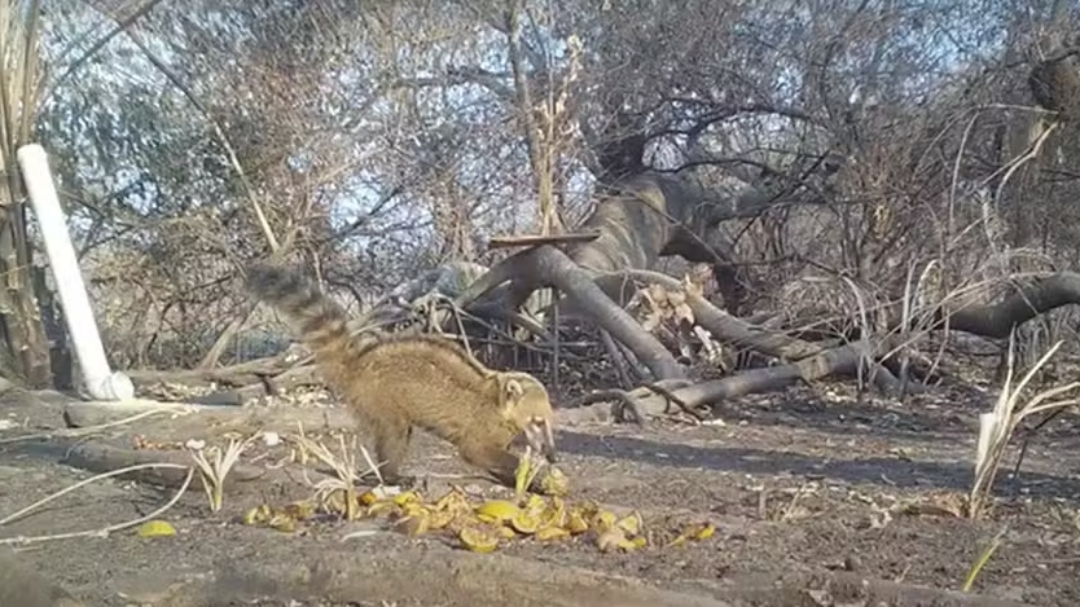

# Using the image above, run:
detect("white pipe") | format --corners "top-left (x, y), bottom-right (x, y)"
top-left (18, 144), bottom-right (133, 401)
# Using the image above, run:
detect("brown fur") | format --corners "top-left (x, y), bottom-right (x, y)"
top-left (245, 263), bottom-right (557, 488)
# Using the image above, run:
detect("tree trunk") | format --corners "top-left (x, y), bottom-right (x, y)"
top-left (0, 210), bottom-right (50, 388)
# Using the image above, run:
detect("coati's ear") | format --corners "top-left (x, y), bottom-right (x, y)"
top-left (504, 377), bottom-right (524, 399)
top-left (499, 376), bottom-right (525, 416)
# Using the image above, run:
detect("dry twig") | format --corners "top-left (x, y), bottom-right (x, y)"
top-left (0, 464), bottom-right (194, 545)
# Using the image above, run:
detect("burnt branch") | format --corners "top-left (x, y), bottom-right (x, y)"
top-left (931, 272), bottom-right (1080, 338)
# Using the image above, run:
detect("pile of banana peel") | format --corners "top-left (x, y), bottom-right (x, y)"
top-left (243, 452), bottom-right (715, 554)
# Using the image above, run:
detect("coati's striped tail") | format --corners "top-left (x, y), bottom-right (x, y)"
top-left (245, 263), bottom-right (353, 364)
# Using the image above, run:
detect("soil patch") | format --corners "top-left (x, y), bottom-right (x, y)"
top-left (1, 381), bottom-right (1077, 606)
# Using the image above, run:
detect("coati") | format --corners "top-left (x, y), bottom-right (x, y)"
top-left (244, 263), bottom-right (558, 490)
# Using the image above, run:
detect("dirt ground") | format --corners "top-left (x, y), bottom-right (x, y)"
top-left (1, 377), bottom-right (1079, 606)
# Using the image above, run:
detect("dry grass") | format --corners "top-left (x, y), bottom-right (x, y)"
top-left (970, 333), bottom-right (1080, 519)
top-left (287, 423), bottom-right (382, 521)
top-left (187, 433), bottom-right (263, 512)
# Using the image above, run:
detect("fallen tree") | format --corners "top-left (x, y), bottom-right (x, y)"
top-left (120, 170), bottom-right (1080, 425)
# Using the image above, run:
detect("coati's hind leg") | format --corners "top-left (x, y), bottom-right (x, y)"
top-left (458, 441), bottom-right (522, 488)
top-left (369, 413), bottom-right (413, 485)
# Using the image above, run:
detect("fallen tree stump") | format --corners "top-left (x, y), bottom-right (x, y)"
top-left (62, 400), bottom-right (356, 442)
top-left (146, 268), bottom-right (1080, 432)
top-left (178, 364), bottom-right (326, 406)
top-left (61, 439), bottom-right (267, 489)
top-left (568, 337), bottom-right (907, 423)
top-left (125, 353), bottom-right (295, 389)
top-left (921, 271), bottom-right (1080, 338)
top-left (594, 269), bottom-right (830, 361)
top-left (60, 400), bottom-right (220, 430)
top-left (6, 436), bottom-right (340, 498)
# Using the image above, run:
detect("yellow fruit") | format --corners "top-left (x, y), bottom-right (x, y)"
top-left (535, 525), bottom-right (570, 542)
top-left (523, 494), bottom-right (546, 515)
top-left (497, 525), bottom-right (518, 539)
top-left (400, 501), bottom-right (429, 518)
top-left (243, 505), bottom-right (271, 526)
top-left (365, 501), bottom-right (401, 518)
top-left (693, 522), bottom-right (716, 540)
top-left (359, 490), bottom-right (380, 506)
top-left (459, 526), bottom-right (500, 553)
top-left (283, 501), bottom-right (316, 521)
top-left (596, 527), bottom-right (632, 552)
top-left (543, 497), bottom-right (567, 528)
top-left (428, 509), bottom-right (457, 530)
top-left (577, 501), bottom-right (600, 518)
top-left (267, 513), bottom-right (296, 533)
top-left (540, 467), bottom-right (569, 496)
top-left (566, 512), bottom-right (590, 534)
top-left (668, 522), bottom-right (717, 547)
top-left (593, 510), bottom-right (618, 532)
top-left (510, 511), bottom-right (541, 535)
top-left (434, 488), bottom-right (470, 512)
top-left (475, 500), bottom-right (521, 523)
top-left (441, 515), bottom-right (464, 534)
top-left (616, 511), bottom-right (643, 536)
top-left (393, 490), bottom-right (422, 506)
top-left (137, 520), bottom-right (177, 538)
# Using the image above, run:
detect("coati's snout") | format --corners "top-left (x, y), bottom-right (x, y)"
top-left (523, 416), bottom-right (557, 464)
